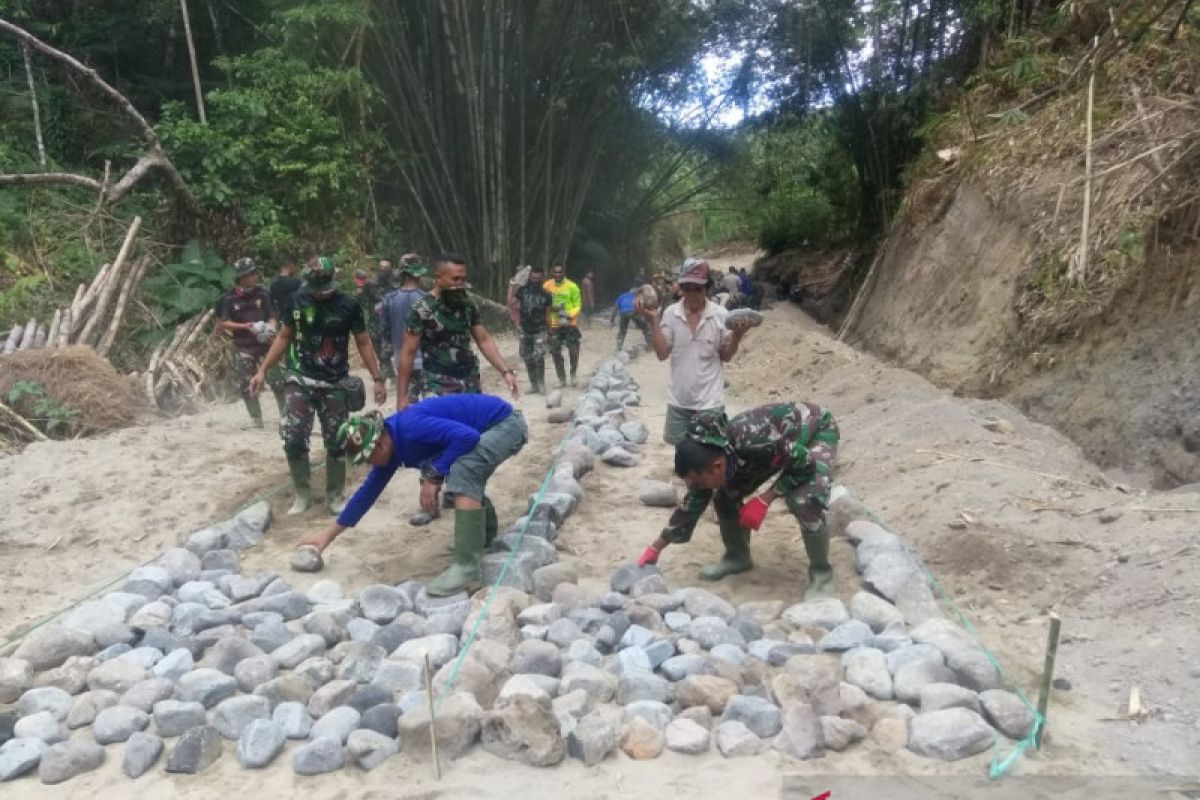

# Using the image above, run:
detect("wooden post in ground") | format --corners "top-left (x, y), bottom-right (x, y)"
top-left (1035, 613), bottom-right (1062, 749)
top-left (422, 650), bottom-right (441, 779)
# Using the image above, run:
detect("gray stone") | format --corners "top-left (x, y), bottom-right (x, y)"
top-left (346, 618), bottom-right (380, 644)
top-left (309, 706), bottom-right (360, 743)
top-left (516, 602), bottom-right (562, 628)
top-left (601, 446), bottom-right (637, 466)
top-left (346, 728), bottom-right (399, 770)
top-left (271, 634), bottom-right (326, 669)
top-left (512, 640), bottom-right (561, 677)
top-left (531, 564), bottom-right (576, 603)
top-left (660, 654), bottom-right (704, 682)
top-left (129, 602), bottom-right (173, 629)
top-left (359, 584), bottom-right (406, 624)
top-left (152, 648), bottom-right (194, 681)
top-left (849, 591), bottom-right (905, 633)
top-left (820, 716), bottom-right (867, 751)
top-left (0, 737), bottom-right (47, 780)
top-left (120, 678), bottom-right (174, 712)
top-left (371, 659), bottom-right (423, 695)
top-left (644, 639), bottom-right (674, 668)
top-left (14, 626), bottom-right (94, 671)
top-left (34, 656), bottom-right (96, 697)
top-left (184, 525), bottom-right (227, 556)
top-left (272, 702), bottom-right (313, 739)
top-left (152, 699), bottom-right (207, 737)
top-left (174, 668), bottom-right (236, 707)
top-left (818, 619), bottom-right (875, 652)
top-left (212, 695), bottom-right (270, 740)
top-left (893, 658), bottom-right (958, 705)
top-left (611, 564), bottom-right (659, 594)
top-left (225, 501), bottom-right (272, 550)
top-left (37, 740), bottom-right (105, 785)
top-left (617, 672), bottom-right (670, 705)
top-left (370, 621), bottom-right (422, 654)
top-left (94, 705), bottom-right (150, 744)
top-left (254, 592), bottom-right (311, 622)
top-left (782, 598), bottom-right (849, 630)
top-left (689, 616), bottom-right (742, 650)
top-left (248, 621), bottom-right (294, 655)
top-left (336, 642), bottom-right (386, 684)
top-left (393, 634), bottom-right (458, 669)
top-left (679, 588), bottom-right (737, 622)
top-left (15, 711), bottom-right (65, 744)
top-left (496, 675), bottom-right (551, 708)
top-left (232, 718), bottom-right (284, 769)
top-left (908, 707), bottom-right (995, 761)
top-left (360, 703), bottom-right (399, 738)
top-left (844, 647), bottom-right (894, 700)
top-left (716, 721), bottom-right (764, 757)
top-left (17, 686), bottom-right (74, 720)
top-left (886, 643), bottom-right (945, 675)
top-left (397, 691), bottom-right (482, 760)
top-left (64, 600), bottom-right (127, 636)
top-left (569, 606), bottom-right (609, 634)
top-left (979, 689), bottom-right (1036, 739)
top-left (620, 421), bottom-right (650, 445)
top-left (207, 636), bottom-right (264, 675)
top-left (530, 492), bottom-right (576, 526)
top-left (232, 655), bottom-right (277, 693)
top-left (615, 647), bottom-right (653, 676)
top-left (559, 662), bottom-right (616, 704)
top-left (618, 623), bottom-right (655, 650)
top-left (118, 646), bottom-right (164, 670)
top-left (711, 643), bottom-right (746, 665)
top-left (623, 700), bottom-right (673, 731)
top-left (481, 694), bottom-right (565, 767)
top-left (66, 690), bottom-right (118, 728)
top-left (664, 611), bottom-right (692, 633)
top-left (124, 565), bottom-right (174, 600)
top-left (773, 703), bottom-right (825, 760)
top-left (308, 679), bottom-right (357, 719)
top-left (541, 618), bottom-right (581, 648)
top-left (566, 711), bottom-right (616, 766)
top-left (730, 612), bottom-right (764, 643)
top-left (293, 734), bottom-right (344, 775)
top-left (629, 573), bottom-right (670, 598)
top-left (96, 643), bottom-right (134, 662)
top-left (871, 620), bottom-right (915, 652)
top-left (201, 549), bottom-right (239, 573)
top-left (723, 695), bottom-right (783, 738)
top-left (564, 639), bottom-right (602, 667)
top-left (921, 683), bottom-right (981, 714)
top-left (122, 731), bottom-right (163, 778)
top-left (665, 717), bottom-right (709, 754)
top-left (165, 725), bottom-right (222, 773)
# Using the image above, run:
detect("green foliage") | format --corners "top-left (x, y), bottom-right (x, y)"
top-left (141, 241), bottom-right (231, 329)
top-left (6, 380), bottom-right (80, 436)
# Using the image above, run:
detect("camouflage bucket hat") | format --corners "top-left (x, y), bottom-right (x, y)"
top-left (303, 256), bottom-right (337, 289)
top-left (687, 410), bottom-right (731, 450)
top-left (400, 253), bottom-right (428, 279)
top-left (338, 410), bottom-right (384, 464)
top-left (234, 257), bottom-right (258, 278)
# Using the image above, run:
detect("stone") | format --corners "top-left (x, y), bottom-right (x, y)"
top-left (309, 705), bottom-right (360, 743)
top-left (601, 446), bottom-right (637, 466)
top-left (398, 691), bottom-right (482, 760)
top-left (15, 711), bottom-right (65, 744)
top-left (152, 700), bottom-right (207, 737)
top-left (643, 639), bottom-right (674, 668)
top-left (254, 591), bottom-right (312, 621)
top-left (619, 717), bottom-right (663, 759)
top-left (124, 566), bottom-right (174, 599)
top-left (844, 647), bottom-right (894, 700)
top-left (660, 654), bottom-right (705, 682)
top-left (359, 703), bottom-right (400, 738)
top-left (773, 703), bottom-right (825, 760)
top-left (665, 717), bottom-right (709, 754)
top-left (818, 619), bottom-right (874, 652)
top-left (910, 619), bottom-right (1002, 691)
top-left (529, 493), bottom-right (576, 526)
top-left (359, 584), bottom-right (406, 624)
top-left (560, 662), bottom-right (616, 704)
top-left (675, 675), bottom-right (739, 714)
top-left (516, 602), bottom-right (562, 627)
top-left (679, 588), bottom-right (737, 622)
top-left (688, 616), bottom-right (742, 649)
top-left (231, 718), bottom-right (284, 769)
top-left (371, 659), bottom-right (423, 695)
top-left (17, 686), bottom-right (74, 720)
top-left (531, 564), bottom-right (577, 603)
top-left (623, 700), bottom-right (673, 731)
top-left (869, 717), bottom-right (907, 752)
top-left (371, 620), bottom-right (424, 653)
top-left (614, 647), bottom-right (653, 678)
top-left (93, 705), bottom-right (150, 744)
top-left (782, 598), bottom-right (849, 630)
top-left (245, 621), bottom-right (292, 655)
top-left (723, 695), bottom-right (783, 738)
top-left (979, 689), bottom-right (1036, 739)
top-left (122, 731), bottom-right (163, 778)
top-left (34, 656), bottom-right (96, 695)
top-left (152, 648), bottom-right (194, 682)
top-left (67, 690), bottom-right (118, 728)
top-left (711, 643), bottom-right (747, 665)
top-left (225, 501), bottom-right (272, 550)
top-left (893, 659), bottom-right (958, 705)
top-left (566, 712), bottom-right (616, 766)
top-left (564, 639), bottom-right (603, 667)
top-left (886, 643), bottom-right (945, 675)
top-left (184, 525), bottom-right (227, 556)
top-left (272, 702), bottom-right (314, 739)
top-left (511, 640), bottom-right (561, 677)
top-left (664, 612), bottom-right (691, 634)
top-left (871, 621), bottom-right (915, 652)
top-left (849, 591), bottom-right (905, 633)
top-left (716, 721), bottom-right (763, 757)
top-left (620, 421), bottom-right (649, 445)
top-left (0, 738), bottom-right (47, 780)
top-left (201, 549), bottom-right (239, 573)
top-left (63, 601), bottom-right (126, 639)
top-left (174, 668), bottom-right (236, 707)
top-left (920, 683), bottom-right (980, 714)
top-left (340, 728), bottom-right (396, 771)
top-left (271, 634), bottom-right (326, 669)
top-left (119, 646), bottom-right (165, 670)
top-left (37, 740), bottom-right (105, 785)
top-left (821, 716), bottom-right (867, 751)
top-left (393, 634), bottom-right (458, 669)
top-left (337, 642), bottom-right (386, 684)
top-left (155, 548), bottom-right (202, 588)
top-left (212, 694), bottom-right (270, 740)
top-left (165, 725), bottom-right (222, 773)
top-left (481, 694), bottom-right (565, 767)
top-left (293, 734), bottom-right (344, 775)
top-left (346, 618), bottom-right (380, 644)
top-left (307, 679), bottom-right (356, 719)
top-left (14, 626), bottom-right (94, 671)
top-left (908, 707), bottom-right (995, 761)
top-left (629, 574), bottom-right (670, 598)
top-left (229, 655), bottom-right (277, 694)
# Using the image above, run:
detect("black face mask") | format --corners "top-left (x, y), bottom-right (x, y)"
top-left (442, 288), bottom-right (470, 309)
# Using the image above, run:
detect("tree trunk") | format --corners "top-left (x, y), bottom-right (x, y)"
top-left (179, 0), bottom-right (207, 124)
top-left (21, 42), bottom-right (47, 167)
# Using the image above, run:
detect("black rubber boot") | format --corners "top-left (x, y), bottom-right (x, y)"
top-left (803, 521), bottom-right (834, 600)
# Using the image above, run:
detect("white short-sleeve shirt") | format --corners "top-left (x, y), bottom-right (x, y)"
top-left (660, 299), bottom-right (732, 411)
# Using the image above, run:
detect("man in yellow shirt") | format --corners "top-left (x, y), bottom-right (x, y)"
top-left (543, 264), bottom-right (583, 387)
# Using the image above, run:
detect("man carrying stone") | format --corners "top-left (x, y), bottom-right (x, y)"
top-left (217, 257), bottom-right (283, 427)
top-left (636, 402), bottom-right (839, 599)
top-left (297, 394), bottom-right (527, 595)
top-left (379, 255), bottom-right (428, 407)
top-left (611, 276), bottom-right (653, 351)
top-left (514, 264), bottom-right (554, 394)
top-left (544, 263), bottom-right (583, 387)
top-left (639, 258), bottom-right (754, 444)
top-left (250, 256), bottom-right (387, 516)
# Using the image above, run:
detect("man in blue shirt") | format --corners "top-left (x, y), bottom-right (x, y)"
top-left (610, 276), bottom-right (653, 351)
top-left (297, 394), bottom-right (528, 595)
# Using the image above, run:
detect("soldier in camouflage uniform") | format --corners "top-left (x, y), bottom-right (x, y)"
top-left (217, 257), bottom-right (284, 427)
top-left (251, 256), bottom-right (387, 516)
top-left (637, 402), bottom-right (840, 599)
top-left (515, 265), bottom-right (553, 394)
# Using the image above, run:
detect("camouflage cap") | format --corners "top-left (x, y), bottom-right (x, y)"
top-left (338, 410), bottom-right (385, 464)
top-left (234, 257), bottom-right (258, 278)
top-left (303, 256), bottom-right (336, 289)
top-left (687, 410), bottom-right (731, 450)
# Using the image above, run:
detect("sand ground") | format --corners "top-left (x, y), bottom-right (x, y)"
top-left (2, 252), bottom-right (1197, 796)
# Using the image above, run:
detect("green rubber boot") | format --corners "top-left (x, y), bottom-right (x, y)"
top-left (802, 521), bottom-right (834, 600)
top-left (325, 456), bottom-right (347, 516)
top-left (244, 396), bottom-right (264, 428)
top-left (699, 518), bottom-right (754, 581)
top-left (483, 496), bottom-right (499, 548)
top-left (428, 508), bottom-right (485, 596)
top-left (286, 456), bottom-right (313, 516)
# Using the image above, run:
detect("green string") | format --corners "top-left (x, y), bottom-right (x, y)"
top-left (861, 504), bottom-right (1045, 780)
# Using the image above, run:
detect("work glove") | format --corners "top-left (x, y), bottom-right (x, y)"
top-left (637, 545), bottom-right (661, 567)
top-left (738, 496), bottom-right (770, 531)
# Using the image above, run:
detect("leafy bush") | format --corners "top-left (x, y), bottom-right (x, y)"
top-left (141, 240), bottom-right (231, 329)
top-left (6, 380), bottom-right (80, 436)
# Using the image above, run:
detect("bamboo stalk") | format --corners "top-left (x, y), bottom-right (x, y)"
top-left (20, 41), bottom-right (46, 167)
top-left (17, 318), bottom-right (37, 351)
top-left (0, 400), bottom-right (48, 441)
top-left (46, 309), bottom-right (62, 349)
top-left (4, 323), bottom-right (22, 354)
top-left (97, 255), bottom-right (148, 356)
top-left (179, 0), bottom-right (207, 124)
top-left (72, 265), bottom-right (110, 341)
top-left (422, 651), bottom-right (441, 779)
top-left (31, 324), bottom-right (47, 349)
top-left (1035, 613), bottom-right (1061, 749)
top-left (79, 216), bottom-right (141, 346)
top-left (1070, 54), bottom-right (1097, 285)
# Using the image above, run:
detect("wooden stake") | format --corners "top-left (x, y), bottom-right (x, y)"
top-left (1035, 613), bottom-right (1061, 749)
top-left (46, 309), bottom-right (62, 350)
top-left (3, 323), bottom-right (21, 354)
top-left (179, 0), bottom-right (207, 124)
top-left (98, 255), bottom-right (148, 356)
top-left (21, 41), bottom-right (46, 167)
top-left (17, 318), bottom-right (37, 351)
top-left (79, 216), bottom-right (140, 346)
top-left (0, 400), bottom-right (48, 441)
top-left (422, 650), bottom-right (441, 779)
top-left (1070, 47), bottom-right (1097, 285)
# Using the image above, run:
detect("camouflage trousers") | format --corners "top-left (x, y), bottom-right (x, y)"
top-left (519, 330), bottom-right (547, 368)
top-left (417, 370), bottom-right (482, 399)
top-left (281, 378), bottom-right (350, 460)
top-left (232, 348), bottom-right (283, 401)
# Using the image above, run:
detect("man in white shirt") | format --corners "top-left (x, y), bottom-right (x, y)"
top-left (639, 258), bottom-right (754, 444)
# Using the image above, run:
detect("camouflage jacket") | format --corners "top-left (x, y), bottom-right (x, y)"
top-left (665, 402), bottom-right (838, 539)
top-left (406, 292), bottom-right (480, 379)
top-left (515, 282), bottom-right (553, 333)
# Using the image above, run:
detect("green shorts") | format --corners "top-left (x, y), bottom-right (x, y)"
top-left (445, 411), bottom-right (528, 501)
top-left (663, 404), bottom-right (724, 445)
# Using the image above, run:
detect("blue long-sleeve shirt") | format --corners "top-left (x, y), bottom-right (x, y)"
top-left (336, 394), bottom-right (513, 527)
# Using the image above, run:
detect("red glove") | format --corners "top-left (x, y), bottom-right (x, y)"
top-left (738, 496), bottom-right (770, 531)
top-left (637, 545), bottom-right (661, 567)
